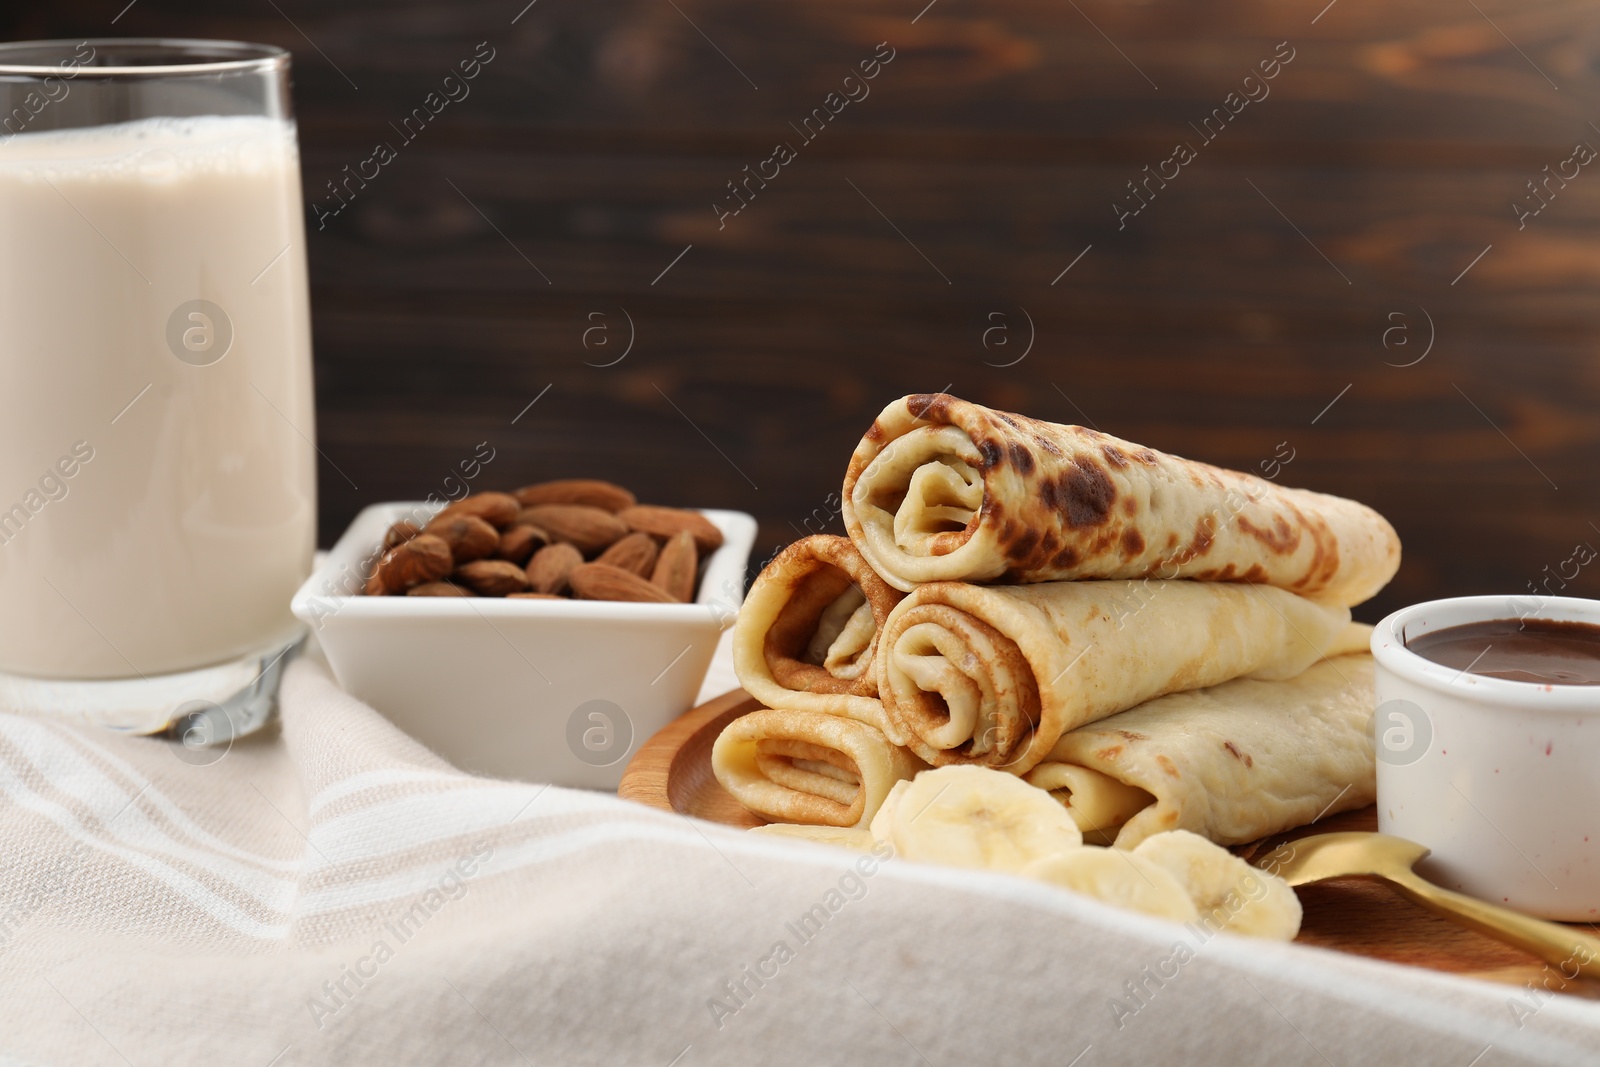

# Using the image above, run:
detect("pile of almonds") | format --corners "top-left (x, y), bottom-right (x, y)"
top-left (363, 479), bottom-right (722, 603)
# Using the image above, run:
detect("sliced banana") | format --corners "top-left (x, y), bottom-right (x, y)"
top-left (886, 765), bottom-right (1082, 873)
top-left (1022, 847), bottom-right (1198, 922)
top-left (1133, 830), bottom-right (1302, 941)
top-left (748, 823), bottom-right (876, 852)
top-left (869, 779), bottom-right (911, 844)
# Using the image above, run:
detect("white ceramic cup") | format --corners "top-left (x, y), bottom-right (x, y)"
top-left (1371, 595), bottom-right (1600, 920)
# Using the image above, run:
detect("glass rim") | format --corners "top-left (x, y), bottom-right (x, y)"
top-left (0, 38), bottom-right (288, 78)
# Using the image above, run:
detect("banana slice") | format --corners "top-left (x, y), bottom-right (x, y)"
top-left (748, 823), bottom-right (876, 852)
top-left (1133, 830), bottom-right (1302, 940)
top-left (869, 779), bottom-right (911, 844)
top-left (1022, 848), bottom-right (1198, 922)
top-left (886, 765), bottom-right (1083, 873)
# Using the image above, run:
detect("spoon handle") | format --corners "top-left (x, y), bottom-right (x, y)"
top-left (1389, 871), bottom-right (1600, 980)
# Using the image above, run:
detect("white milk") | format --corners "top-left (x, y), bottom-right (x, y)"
top-left (0, 116), bottom-right (316, 678)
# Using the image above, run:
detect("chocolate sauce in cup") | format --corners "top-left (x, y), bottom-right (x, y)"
top-left (1405, 618), bottom-right (1600, 686)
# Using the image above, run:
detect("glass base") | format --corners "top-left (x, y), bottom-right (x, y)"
top-left (0, 631), bottom-right (304, 743)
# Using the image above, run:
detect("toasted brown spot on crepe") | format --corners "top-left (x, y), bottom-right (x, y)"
top-left (1009, 441), bottom-right (1036, 473)
top-left (1061, 462), bottom-right (1116, 528)
top-left (926, 530), bottom-right (968, 556)
top-left (906, 392), bottom-right (951, 420)
top-left (1238, 513), bottom-right (1301, 554)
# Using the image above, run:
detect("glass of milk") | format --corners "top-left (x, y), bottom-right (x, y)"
top-left (0, 40), bottom-right (316, 744)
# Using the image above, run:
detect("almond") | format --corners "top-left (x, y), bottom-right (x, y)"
top-left (513, 479), bottom-right (636, 513)
top-left (650, 529), bottom-right (698, 603)
top-left (454, 559), bottom-right (532, 597)
top-left (383, 519), bottom-right (422, 550)
top-left (376, 534), bottom-right (453, 593)
top-left (423, 513), bottom-right (499, 563)
top-left (435, 491), bottom-right (521, 529)
top-left (516, 505), bottom-right (626, 555)
top-left (596, 531), bottom-right (659, 578)
top-left (526, 542), bottom-right (583, 595)
top-left (507, 591), bottom-right (565, 600)
top-left (618, 505), bottom-right (723, 553)
top-left (408, 581), bottom-right (471, 597)
top-left (364, 569), bottom-right (388, 596)
top-left (569, 562), bottom-right (679, 603)
top-left (495, 524), bottom-right (547, 565)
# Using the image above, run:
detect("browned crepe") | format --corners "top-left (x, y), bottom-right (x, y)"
top-left (731, 535), bottom-right (906, 740)
top-left (711, 709), bottom-right (926, 827)
top-left (841, 393), bottom-right (1400, 605)
top-left (878, 579), bottom-right (1352, 774)
top-left (1028, 650), bottom-right (1376, 848)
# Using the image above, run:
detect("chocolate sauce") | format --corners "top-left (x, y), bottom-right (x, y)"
top-left (1406, 617), bottom-right (1600, 686)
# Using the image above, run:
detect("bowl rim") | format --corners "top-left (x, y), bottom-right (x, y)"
top-left (1370, 593), bottom-right (1600, 709)
top-left (291, 501), bottom-right (756, 626)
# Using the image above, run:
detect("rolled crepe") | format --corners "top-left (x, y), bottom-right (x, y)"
top-left (1028, 651), bottom-right (1377, 849)
top-left (879, 579), bottom-right (1351, 774)
top-left (732, 535), bottom-right (906, 741)
top-left (712, 709), bottom-right (926, 827)
top-left (842, 393), bottom-right (1400, 604)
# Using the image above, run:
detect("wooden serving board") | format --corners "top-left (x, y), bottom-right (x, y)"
top-left (620, 690), bottom-right (1600, 1000)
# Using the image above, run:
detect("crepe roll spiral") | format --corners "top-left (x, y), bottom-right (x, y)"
top-left (842, 393), bottom-right (1400, 605)
top-left (878, 579), bottom-right (1351, 774)
top-left (712, 709), bottom-right (925, 828)
top-left (731, 534), bottom-right (906, 740)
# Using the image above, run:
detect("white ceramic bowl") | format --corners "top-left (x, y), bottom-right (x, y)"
top-left (291, 502), bottom-right (756, 789)
top-left (1371, 595), bottom-right (1600, 920)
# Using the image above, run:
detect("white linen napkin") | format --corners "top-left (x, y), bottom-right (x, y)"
top-left (0, 652), bottom-right (1594, 1066)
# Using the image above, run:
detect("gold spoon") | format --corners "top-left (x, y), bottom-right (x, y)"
top-left (1255, 831), bottom-right (1600, 979)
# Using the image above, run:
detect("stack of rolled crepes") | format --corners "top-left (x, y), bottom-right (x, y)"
top-left (712, 393), bottom-right (1402, 848)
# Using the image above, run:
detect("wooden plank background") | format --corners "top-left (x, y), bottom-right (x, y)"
top-left (8, 0), bottom-right (1600, 621)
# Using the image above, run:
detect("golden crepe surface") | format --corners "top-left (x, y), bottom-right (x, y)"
top-left (731, 534), bottom-right (906, 740)
top-left (1030, 650), bottom-right (1377, 849)
top-left (711, 708), bottom-right (925, 828)
top-left (842, 393), bottom-right (1400, 604)
top-left (879, 578), bottom-right (1351, 774)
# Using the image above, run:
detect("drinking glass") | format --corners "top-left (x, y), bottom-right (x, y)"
top-left (0, 39), bottom-right (316, 744)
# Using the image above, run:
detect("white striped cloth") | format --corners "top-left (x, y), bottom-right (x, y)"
top-left (0, 650), bottom-right (1596, 1066)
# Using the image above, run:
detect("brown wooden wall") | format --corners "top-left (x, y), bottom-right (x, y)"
top-left (9, 0), bottom-right (1600, 621)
